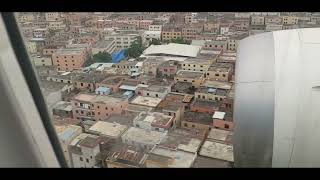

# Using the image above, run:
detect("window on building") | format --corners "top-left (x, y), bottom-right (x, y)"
top-left (86, 159), bottom-right (89, 163)
top-left (184, 123), bottom-right (188, 127)
top-left (80, 157), bottom-right (83, 161)
top-left (81, 111), bottom-right (84, 114)
top-left (215, 73), bottom-right (219, 76)
top-left (224, 124), bottom-right (230, 129)
top-left (192, 124), bottom-right (195, 128)
top-left (81, 83), bottom-right (83, 86)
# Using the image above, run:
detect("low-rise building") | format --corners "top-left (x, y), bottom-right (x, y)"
top-left (73, 73), bottom-right (107, 92)
top-left (121, 127), bottom-right (167, 151)
top-left (71, 93), bottom-right (96, 121)
top-left (88, 121), bottom-right (128, 139)
top-left (145, 146), bottom-right (197, 168)
top-left (158, 60), bottom-right (178, 78)
top-left (174, 70), bottom-right (205, 88)
top-left (265, 16), bottom-right (282, 25)
top-left (52, 48), bottom-right (88, 71)
top-left (69, 133), bottom-right (101, 167)
top-left (52, 101), bottom-right (73, 118)
top-left (199, 140), bottom-right (233, 163)
top-left (130, 96), bottom-right (163, 108)
top-left (161, 26), bottom-right (182, 41)
top-left (55, 124), bottom-right (82, 167)
top-left (31, 56), bottom-right (52, 67)
top-left (190, 99), bottom-right (220, 114)
top-left (182, 57), bottom-right (213, 72)
top-left (250, 16), bottom-right (265, 25)
top-left (182, 111), bottom-right (213, 132)
top-left (195, 86), bottom-right (228, 102)
top-left (148, 24), bottom-right (162, 31)
top-left (139, 20), bottom-right (154, 30)
top-left (135, 84), bottom-right (170, 99)
top-left (96, 75), bottom-right (127, 93)
top-left (133, 112), bottom-right (174, 132)
top-left (105, 146), bottom-right (148, 168)
top-left (265, 24), bottom-right (283, 32)
top-left (282, 16), bottom-right (299, 25)
top-left (206, 63), bottom-right (232, 82)
top-left (212, 111), bottom-right (234, 131)
top-left (92, 39), bottom-right (116, 55)
top-left (203, 40), bottom-right (228, 51)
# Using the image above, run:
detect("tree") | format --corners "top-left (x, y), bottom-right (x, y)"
top-left (125, 36), bottom-right (146, 58)
top-left (170, 37), bottom-right (189, 44)
top-left (83, 52), bottom-right (112, 67)
top-left (149, 38), bottom-right (161, 45)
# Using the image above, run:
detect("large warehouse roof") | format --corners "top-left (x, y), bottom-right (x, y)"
top-left (143, 43), bottom-right (201, 58)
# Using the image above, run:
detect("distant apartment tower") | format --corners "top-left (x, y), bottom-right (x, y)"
top-left (52, 48), bottom-right (88, 71)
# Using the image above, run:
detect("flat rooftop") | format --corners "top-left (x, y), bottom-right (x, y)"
top-left (73, 93), bottom-right (97, 102)
top-left (183, 111), bottom-right (213, 126)
top-left (175, 70), bottom-right (204, 79)
top-left (52, 101), bottom-right (73, 111)
top-left (197, 87), bottom-right (228, 96)
top-left (192, 156), bottom-right (232, 168)
top-left (202, 80), bottom-right (232, 90)
top-left (208, 63), bottom-right (232, 72)
top-left (130, 96), bottom-right (163, 107)
top-left (88, 121), bottom-right (128, 138)
top-left (207, 128), bottom-right (231, 142)
top-left (143, 43), bottom-right (201, 58)
top-left (139, 85), bottom-right (169, 93)
top-left (104, 113), bottom-right (138, 126)
top-left (91, 94), bottom-right (127, 104)
top-left (125, 104), bottom-right (154, 113)
top-left (183, 58), bottom-right (212, 65)
top-left (73, 73), bottom-right (107, 83)
top-left (55, 124), bottom-right (82, 142)
top-left (121, 127), bottom-right (167, 145)
top-left (199, 141), bottom-right (234, 162)
top-left (135, 112), bottom-right (173, 127)
top-left (54, 48), bottom-right (85, 55)
top-left (147, 147), bottom-right (196, 168)
top-left (105, 146), bottom-right (148, 167)
top-left (192, 99), bottom-right (220, 109)
top-left (159, 131), bottom-right (202, 153)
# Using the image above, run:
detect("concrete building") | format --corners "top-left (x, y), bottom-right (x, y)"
top-left (145, 147), bottom-right (197, 168)
top-left (133, 112), bottom-right (174, 132)
top-left (73, 72), bottom-right (107, 92)
top-left (121, 127), bottom-right (167, 151)
top-left (212, 111), bottom-right (234, 131)
top-left (182, 58), bottom-right (213, 72)
top-left (174, 70), bottom-right (205, 88)
top-left (199, 140), bottom-right (234, 162)
top-left (182, 111), bottom-right (213, 132)
top-left (203, 40), bottom-right (228, 51)
top-left (25, 41), bottom-right (38, 54)
top-left (282, 16), bottom-right (299, 25)
top-left (130, 96), bottom-right (163, 108)
top-left (88, 121), bottom-right (128, 139)
top-left (206, 63), bottom-right (233, 82)
top-left (52, 101), bottom-right (73, 118)
top-left (48, 21), bottom-right (66, 30)
top-left (105, 33), bottom-right (139, 50)
top-left (265, 16), bottom-right (282, 25)
top-left (69, 133), bottom-right (101, 168)
top-left (158, 60), bottom-right (178, 78)
top-left (52, 48), bottom-right (88, 71)
top-left (161, 27), bottom-right (182, 41)
top-left (142, 31), bottom-right (161, 44)
top-left (190, 99), bottom-right (220, 114)
top-left (91, 95), bottom-right (128, 121)
top-left (31, 56), bottom-right (52, 67)
top-left (250, 16), bottom-right (265, 26)
top-left (45, 12), bottom-right (61, 22)
top-left (55, 124), bottom-right (82, 167)
top-left (92, 39), bottom-right (116, 55)
top-left (143, 43), bottom-right (201, 58)
top-left (96, 76), bottom-right (127, 93)
top-left (71, 93), bottom-right (96, 121)
top-left (139, 20), bottom-right (154, 30)
top-left (148, 24), bottom-right (162, 31)
top-left (136, 84), bottom-right (170, 99)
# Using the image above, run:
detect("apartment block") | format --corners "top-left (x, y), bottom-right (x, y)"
top-left (52, 48), bottom-right (88, 71)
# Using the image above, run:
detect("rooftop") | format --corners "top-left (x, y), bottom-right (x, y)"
top-left (138, 84), bottom-right (169, 93)
top-left (199, 141), bottom-right (234, 162)
top-left (159, 131), bottom-right (202, 153)
top-left (52, 101), bottom-right (73, 111)
top-left (175, 70), bottom-right (204, 79)
top-left (88, 121), bottom-right (128, 138)
top-left (183, 57), bottom-right (213, 66)
top-left (105, 113), bottom-right (138, 126)
top-left (91, 94), bottom-right (127, 104)
top-left (73, 73), bottom-right (107, 83)
top-left (125, 104), bottom-right (154, 113)
top-left (202, 80), bottom-right (232, 90)
top-left (130, 96), bottom-right (163, 107)
top-left (135, 112), bottom-right (173, 127)
top-left (105, 146), bottom-right (148, 167)
top-left (207, 128), bottom-right (231, 142)
top-left (55, 124), bottom-right (82, 142)
top-left (208, 63), bottom-right (232, 72)
top-left (143, 43), bottom-right (201, 58)
top-left (121, 127), bottom-right (167, 145)
top-left (191, 99), bottom-right (220, 110)
top-left (73, 93), bottom-right (97, 102)
top-left (183, 111), bottom-right (213, 126)
top-left (54, 48), bottom-right (85, 55)
top-left (147, 147), bottom-right (196, 168)
top-left (197, 87), bottom-right (228, 96)
top-left (192, 156), bottom-right (232, 168)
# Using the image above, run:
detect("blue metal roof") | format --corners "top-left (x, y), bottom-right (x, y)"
top-left (112, 49), bottom-right (126, 63)
top-left (59, 128), bottom-right (76, 141)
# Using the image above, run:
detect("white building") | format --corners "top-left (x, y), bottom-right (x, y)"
top-left (31, 56), bottom-right (52, 66)
top-left (142, 31), bottom-right (161, 45)
top-left (45, 12), bottom-right (61, 22)
top-left (250, 16), bottom-right (265, 26)
top-left (88, 121), bottom-right (128, 139)
top-left (105, 33), bottom-right (139, 50)
top-left (69, 133), bottom-right (101, 168)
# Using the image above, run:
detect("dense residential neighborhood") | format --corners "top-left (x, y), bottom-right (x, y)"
top-left (17, 12), bottom-right (320, 168)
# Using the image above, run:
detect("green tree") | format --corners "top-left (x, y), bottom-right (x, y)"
top-left (170, 37), bottom-right (188, 44)
top-left (83, 52), bottom-right (112, 67)
top-left (125, 36), bottom-right (146, 58)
